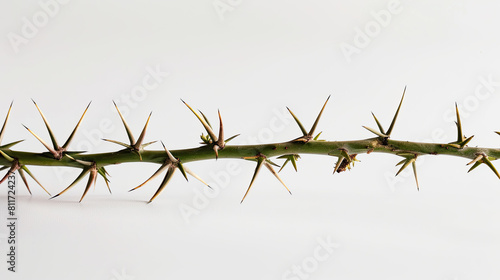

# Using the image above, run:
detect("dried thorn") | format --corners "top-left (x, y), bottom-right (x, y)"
top-left (113, 101), bottom-right (135, 145)
top-left (65, 154), bottom-right (93, 167)
top-left (467, 154), bottom-right (484, 166)
top-left (199, 110), bottom-right (213, 129)
top-left (240, 157), bottom-right (264, 203)
top-left (134, 112), bottom-right (152, 150)
top-left (32, 99), bottom-right (60, 150)
top-left (184, 166), bottom-right (212, 189)
top-left (23, 125), bottom-right (60, 158)
top-left (217, 110), bottom-right (224, 147)
top-left (51, 167), bottom-right (90, 199)
top-left (264, 162), bottom-right (292, 195)
top-left (62, 102), bottom-right (91, 149)
top-left (181, 99), bottom-right (218, 142)
top-left (18, 168), bottom-right (31, 195)
top-left (97, 167), bottom-right (112, 194)
top-left (446, 143), bottom-right (462, 149)
top-left (385, 86), bottom-right (406, 137)
top-left (102, 138), bottom-right (130, 148)
top-left (161, 141), bottom-right (177, 163)
top-left (333, 156), bottom-right (344, 174)
top-left (396, 152), bottom-right (416, 158)
top-left (362, 126), bottom-right (388, 138)
top-left (21, 165), bottom-right (51, 195)
top-left (243, 155), bottom-right (261, 160)
top-left (0, 101), bottom-right (13, 145)
top-left (213, 145), bottom-right (220, 160)
top-left (0, 161), bottom-right (20, 185)
top-left (141, 141), bottom-right (157, 148)
top-left (79, 168), bottom-right (98, 203)
top-left (130, 164), bottom-right (170, 192)
top-left (148, 166), bottom-right (176, 203)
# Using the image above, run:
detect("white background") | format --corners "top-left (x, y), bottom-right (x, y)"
top-left (1, 0), bottom-right (500, 279)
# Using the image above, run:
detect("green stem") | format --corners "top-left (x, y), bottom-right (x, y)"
top-left (1, 138), bottom-right (497, 168)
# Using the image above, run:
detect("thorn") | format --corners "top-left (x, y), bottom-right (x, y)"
top-left (62, 102), bottom-right (91, 149)
top-left (113, 101), bottom-right (135, 145)
top-left (308, 95), bottom-right (330, 137)
top-left (339, 149), bottom-right (351, 163)
top-left (412, 160), bottom-right (419, 191)
top-left (21, 165), bottom-right (51, 195)
top-left (97, 167), bottom-right (112, 194)
top-left (182, 99), bottom-right (218, 142)
top-left (333, 156), bottom-right (344, 174)
top-left (148, 166), bottom-right (176, 203)
top-left (51, 167), bottom-right (90, 200)
top-left (278, 154), bottom-right (299, 172)
top-left (161, 141), bottom-right (177, 163)
top-left (483, 157), bottom-right (500, 180)
top-left (199, 110), bottom-right (213, 129)
top-left (0, 161), bottom-right (20, 185)
top-left (184, 166), bottom-right (212, 189)
top-left (362, 126), bottom-right (388, 138)
top-left (385, 86), bottom-right (406, 137)
top-left (313, 132), bottom-right (323, 141)
top-left (224, 134), bottom-right (240, 143)
top-left (395, 158), bottom-right (414, 177)
top-left (102, 139), bottom-right (130, 149)
top-left (0, 101), bottom-right (13, 145)
top-left (177, 162), bottom-right (188, 182)
top-left (371, 112), bottom-right (385, 135)
top-left (213, 145), bottom-right (219, 160)
top-left (32, 99), bottom-right (60, 151)
top-left (455, 102), bottom-right (465, 143)
top-left (264, 162), bottom-right (292, 195)
top-left (18, 168), bottom-right (32, 195)
top-left (65, 154), bottom-right (93, 167)
top-left (79, 168), bottom-right (97, 203)
top-left (0, 150), bottom-right (15, 162)
top-left (467, 154), bottom-right (484, 166)
top-left (0, 140), bottom-right (24, 149)
top-left (130, 163), bottom-right (170, 192)
top-left (287, 107), bottom-right (308, 136)
top-left (23, 125), bottom-right (60, 158)
top-left (217, 110), bottom-right (224, 148)
top-left (241, 157), bottom-right (264, 203)
top-left (134, 112), bottom-right (152, 150)
top-left (467, 161), bottom-right (481, 173)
